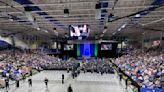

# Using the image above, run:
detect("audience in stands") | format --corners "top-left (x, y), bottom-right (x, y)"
top-left (1, 48), bottom-right (162, 89)
top-left (0, 50), bottom-right (113, 84)
top-left (112, 48), bottom-right (164, 88)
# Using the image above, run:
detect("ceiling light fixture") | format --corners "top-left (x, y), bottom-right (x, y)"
top-left (112, 32), bottom-right (116, 35)
top-left (121, 23), bottom-right (127, 28)
top-left (37, 27), bottom-right (40, 31)
top-left (135, 14), bottom-right (141, 18)
top-left (103, 29), bottom-right (107, 34)
top-left (118, 28), bottom-right (121, 31)
top-left (100, 34), bottom-right (104, 37)
top-left (43, 30), bottom-right (48, 33)
top-left (9, 18), bottom-right (14, 21)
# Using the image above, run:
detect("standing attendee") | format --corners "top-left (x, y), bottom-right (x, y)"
top-left (125, 78), bottom-right (128, 89)
top-left (67, 68), bottom-right (69, 73)
top-left (5, 78), bottom-right (9, 90)
top-left (119, 73), bottom-right (122, 83)
top-left (28, 78), bottom-right (32, 87)
top-left (30, 70), bottom-right (32, 76)
top-left (16, 79), bottom-right (19, 88)
top-left (22, 74), bottom-right (26, 82)
top-left (44, 77), bottom-right (49, 88)
top-left (62, 74), bottom-right (64, 84)
top-left (72, 72), bottom-right (75, 79)
top-left (67, 84), bottom-right (73, 92)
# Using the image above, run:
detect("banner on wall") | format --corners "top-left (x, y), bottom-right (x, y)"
top-left (140, 88), bottom-right (163, 92)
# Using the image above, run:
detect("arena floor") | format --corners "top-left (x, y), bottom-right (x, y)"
top-left (0, 71), bottom-right (127, 92)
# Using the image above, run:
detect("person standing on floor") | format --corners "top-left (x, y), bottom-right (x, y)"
top-left (30, 70), bottom-right (32, 76)
top-left (23, 74), bottom-right (26, 82)
top-left (44, 77), bottom-right (49, 88)
top-left (28, 78), bottom-right (32, 87)
top-left (5, 78), bottom-right (9, 90)
top-left (62, 74), bottom-right (64, 84)
top-left (67, 84), bottom-right (73, 92)
top-left (125, 78), bottom-right (128, 89)
top-left (16, 79), bottom-right (19, 88)
top-left (119, 73), bottom-right (122, 82)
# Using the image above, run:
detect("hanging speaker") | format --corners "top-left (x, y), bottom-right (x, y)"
top-left (64, 9), bottom-right (69, 14)
top-left (53, 27), bottom-right (56, 30)
top-left (104, 26), bottom-right (107, 29)
top-left (24, 6), bottom-right (32, 11)
top-left (95, 3), bottom-right (101, 9)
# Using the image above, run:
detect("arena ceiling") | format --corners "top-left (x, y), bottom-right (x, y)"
top-left (0, 0), bottom-right (163, 40)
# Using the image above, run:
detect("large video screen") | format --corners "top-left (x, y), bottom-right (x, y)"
top-left (64, 44), bottom-right (74, 50)
top-left (101, 44), bottom-right (112, 50)
top-left (69, 25), bottom-right (90, 37)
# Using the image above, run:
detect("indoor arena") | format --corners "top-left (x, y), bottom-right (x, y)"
top-left (0, 0), bottom-right (163, 92)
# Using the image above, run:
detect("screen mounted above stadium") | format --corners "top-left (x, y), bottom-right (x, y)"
top-left (69, 25), bottom-right (90, 39)
top-left (101, 44), bottom-right (112, 50)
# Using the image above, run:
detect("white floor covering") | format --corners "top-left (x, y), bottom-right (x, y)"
top-left (0, 71), bottom-right (127, 92)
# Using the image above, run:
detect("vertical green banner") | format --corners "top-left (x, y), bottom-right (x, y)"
top-left (77, 44), bottom-right (80, 57)
top-left (94, 44), bottom-right (98, 57)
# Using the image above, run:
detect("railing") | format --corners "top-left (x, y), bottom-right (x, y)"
top-left (110, 61), bottom-right (140, 92)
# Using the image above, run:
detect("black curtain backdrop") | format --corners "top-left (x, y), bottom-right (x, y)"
top-left (61, 42), bottom-right (118, 59)
top-left (98, 42), bottom-right (118, 58)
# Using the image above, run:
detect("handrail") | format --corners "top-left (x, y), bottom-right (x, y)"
top-left (110, 60), bottom-right (140, 92)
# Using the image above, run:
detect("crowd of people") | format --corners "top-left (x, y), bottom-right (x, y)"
top-left (112, 48), bottom-right (164, 88)
top-left (0, 49), bottom-right (59, 87)
top-left (0, 49), bottom-right (114, 87)
top-left (1, 47), bottom-right (163, 90)
top-left (82, 59), bottom-right (114, 74)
